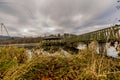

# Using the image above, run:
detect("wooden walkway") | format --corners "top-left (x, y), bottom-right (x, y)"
top-left (78, 25), bottom-right (120, 42)
top-left (39, 25), bottom-right (120, 48)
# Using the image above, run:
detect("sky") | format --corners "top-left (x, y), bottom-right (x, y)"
top-left (0, 0), bottom-right (120, 37)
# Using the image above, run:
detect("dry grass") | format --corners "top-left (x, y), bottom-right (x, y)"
top-left (0, 46), bottom-right (120, 80)
top-left (18, 49), bottom-right (120, 80)
top-left (0, 46), bottom-right (28, 79)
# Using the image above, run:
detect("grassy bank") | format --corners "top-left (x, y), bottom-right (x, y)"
top-left (0, 47), bottom-right (120, 80)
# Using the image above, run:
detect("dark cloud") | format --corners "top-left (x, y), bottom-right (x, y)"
top-left (0, 0), bottom-right (118, 36)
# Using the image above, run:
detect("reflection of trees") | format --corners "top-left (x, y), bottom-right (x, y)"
top-left (0, 37), bottom-right (43, 44)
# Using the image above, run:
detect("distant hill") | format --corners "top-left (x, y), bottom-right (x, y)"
top-left (0, 35), bottom-right (11, 39)
top-left (0, 35), bottom-right (20, 39)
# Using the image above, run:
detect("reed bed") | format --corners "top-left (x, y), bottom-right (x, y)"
top-left (0, 46), bottom-right (120, 80)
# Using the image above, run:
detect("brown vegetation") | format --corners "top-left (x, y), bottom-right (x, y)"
top-left (0, 46), bottom-right (120, 80)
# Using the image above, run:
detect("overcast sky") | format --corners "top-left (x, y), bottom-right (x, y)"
top-left (0, 0), bottom-right (120, 37)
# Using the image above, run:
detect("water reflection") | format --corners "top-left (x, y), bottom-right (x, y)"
top-left (26, 49), bottom-right (32, 60)
top-left (26, 41), bottom-right (120, 60)
top-left (76, 44), bottom-right (87, 50)
top-left (77, 42), bottom-right (120, 58)
top-left (106, 42), bottom-right (119, 58)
